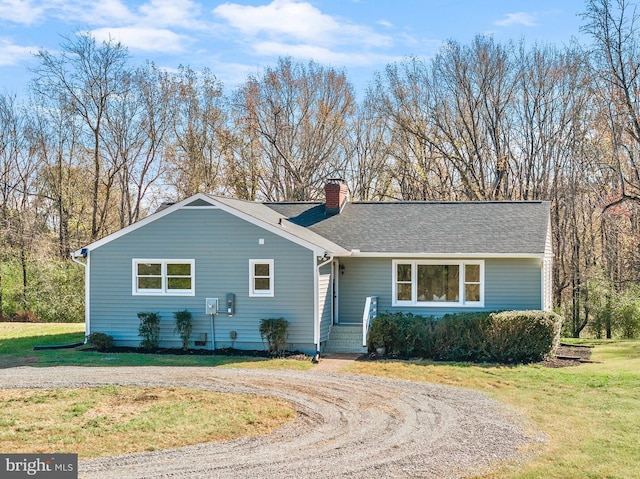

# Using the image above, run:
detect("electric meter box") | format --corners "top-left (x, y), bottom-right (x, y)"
top-left (205, 298), bottom-right (218, 315)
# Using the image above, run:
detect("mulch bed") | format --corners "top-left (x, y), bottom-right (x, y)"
top-left (85, 344), bottom-right (593, 368)
top-left (83, 346), bottom-right (309, 359)
top-left (538, 343), bottom-right (594, 368)
top-left (358, 343), bottom-right (594, 367)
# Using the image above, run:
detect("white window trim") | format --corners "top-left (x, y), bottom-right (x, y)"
top-left (249, 259), bottom-right (274, 297)
top-left (132, 259), bottom-right (195, 296)
top-left (392, 260), bottom-right (484, 307)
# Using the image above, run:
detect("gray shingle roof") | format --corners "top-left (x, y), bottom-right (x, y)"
top-left (207, 195), bottom-right (350, 256)
top-left (266, 201), bottom-right (550, 255)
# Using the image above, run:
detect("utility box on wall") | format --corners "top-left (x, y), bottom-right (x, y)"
top-left (205, 298), bottom-right (218, 315)
top-left (226, 293), bottom-right (235, 315)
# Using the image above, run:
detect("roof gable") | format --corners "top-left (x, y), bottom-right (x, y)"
top-left (74, 193), bottom-right (349, 257)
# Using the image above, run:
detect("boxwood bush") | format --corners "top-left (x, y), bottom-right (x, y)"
top-left (367, 310), bottom-right (563, 364)
top-left (485, 310), bottom-right (563, 363)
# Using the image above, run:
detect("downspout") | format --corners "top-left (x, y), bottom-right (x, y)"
top-left (315, 255), bottom-right (334, 356)
top-left (70, 250), bottom-right (89, 344)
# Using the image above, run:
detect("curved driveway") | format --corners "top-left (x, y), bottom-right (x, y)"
top-left (0, 366), bottom-right (535, 478)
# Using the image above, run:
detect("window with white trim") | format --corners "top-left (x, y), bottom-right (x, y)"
top-left (249, 259), bottom-right (274, 297)
top-left (392, 260), bottom-right (484, 307)
top-left (133, 259), bottom-right (195, 296)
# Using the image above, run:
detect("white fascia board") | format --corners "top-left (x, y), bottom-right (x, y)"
top-left (72, 193), bottom-right (217, 256)
top-left (349, 251), bottom-right (545, 259)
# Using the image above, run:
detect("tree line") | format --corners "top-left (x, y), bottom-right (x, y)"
top-left (1, 0), bottom-right (640, 337)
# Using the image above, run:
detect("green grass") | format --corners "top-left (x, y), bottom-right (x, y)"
top-left (347, 339), bottom-right (640, 479)
top-left (6, 323), bottom-right (638, 477)
top-left (0, 386), bottom-right (295, 458)
top-left (0, 323), bottom-right (313, 370)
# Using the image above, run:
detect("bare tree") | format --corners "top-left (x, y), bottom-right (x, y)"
top-left (232, 57), bottom-right (355, 201)
top-left (0, 94), bottom-right (47, 311)
top-left (101, 63), bottom-right (171, 226)
top-left (163, 66), bottom-right (228, 199)
top-left (32, 32), bottom-right (131, 240)
top-left (345, 97), bottom-right (393, 201)
top-left (582, 0), bottom-right (640, 207)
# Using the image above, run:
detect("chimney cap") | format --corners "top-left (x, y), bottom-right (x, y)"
top-left (326, 177), bottom-right (345, 184)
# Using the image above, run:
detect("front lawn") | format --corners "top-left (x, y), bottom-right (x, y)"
top-left (347, 339), bottom-right (640, 479)
top-left (0, 386), bottom-right (295, 458)
top-left (0, 322), bottom-right (313, 370)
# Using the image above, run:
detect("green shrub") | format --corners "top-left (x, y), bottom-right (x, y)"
top-left (138, 312), bottom-right (161, 350)
top-left (87, 332), bottom-right (114, 351)
top-left (174, 309), bottom-right (193, 350)
top-left (403, 314), bottom-right (436, 357)
top-left (485, 310), bottom-right (563, 363)
top-left (367, 312), bottom-right (403, 353)
top-left (259, 317), bottom-right (289, 354)
top-left (0, 256), bottom-right (84, 323)
top-left (612, 289), bottom-right (640, 339)
top-left (434, 312), bottom-right (491, 362)
top-left (367, 310), bottom-right (563, 364)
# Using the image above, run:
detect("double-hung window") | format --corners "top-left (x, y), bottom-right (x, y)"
top-left (133, 259), bottom-right (195, 296)
top-left (249, 259), bottom-right (274, 297)
top-left (392, 260), bottom-right (484, 307)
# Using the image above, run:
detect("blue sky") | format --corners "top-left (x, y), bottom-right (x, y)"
top-left (0, 0), bottom-right (589, 97)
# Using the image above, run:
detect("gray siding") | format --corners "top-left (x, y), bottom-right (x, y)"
top-left (337, 257), bottom-right (542, 322)
top-left (89, 207), bottom-right (316, 353)
top-left (318, 263), bottom-right (332, 343)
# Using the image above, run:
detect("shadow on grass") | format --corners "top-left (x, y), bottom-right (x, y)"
top-left (0, 331), bottom-right (85, 354)
top-left (0, 332), bottom-right (306, 369)
top-left (357, 355), bottom-right (520, 369)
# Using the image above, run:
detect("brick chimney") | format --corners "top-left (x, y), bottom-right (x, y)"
top-left (325, 178), bottom-right (348, 215)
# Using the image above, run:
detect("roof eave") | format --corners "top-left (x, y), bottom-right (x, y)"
top-left (348, 251), bottom-right (546, 259)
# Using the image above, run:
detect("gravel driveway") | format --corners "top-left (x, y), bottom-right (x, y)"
top-left (0, 366), bottom-right (538, 478)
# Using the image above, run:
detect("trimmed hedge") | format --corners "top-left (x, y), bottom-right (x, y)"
top-left (367, 310), bottom-right (563, 364)
top-left (486, 310), bottom-right (563, 363)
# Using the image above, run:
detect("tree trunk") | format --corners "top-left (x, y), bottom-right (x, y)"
top-left (20, 247), bottom-right (27, 310)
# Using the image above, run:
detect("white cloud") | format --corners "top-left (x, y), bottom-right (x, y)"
top-left (49, 0), bottom-right (133, 25)
top-left (138, 0), bottom-right (205, 29)
top-left (52, 0), bottom-right (202, 54)
top-left (253, 41), bottom-right (398, 67)
top-left (91, 27), bottom-right (189, 53)
top-left (0, 0), bottom-right (46, 25)
top-left (213, 0), bottom-right (392, 49)
top-left (0, 37), bottom-right (36, 65)
top-left (494, 12), bottom-right (537, 27)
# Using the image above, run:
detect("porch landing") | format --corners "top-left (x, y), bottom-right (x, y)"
top-left (323, 324), bottom-right (368, 354)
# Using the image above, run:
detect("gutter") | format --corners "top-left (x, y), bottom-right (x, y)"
top-left (70, 249), bottom-right (89, 344)
top-left (349, 251), bottom-right (545, 259)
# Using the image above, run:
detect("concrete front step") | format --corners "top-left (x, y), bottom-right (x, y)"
top-left (324, 324), bottom-right (368, 353)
